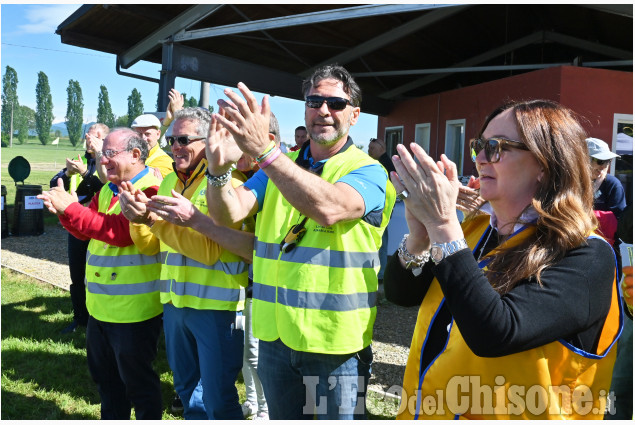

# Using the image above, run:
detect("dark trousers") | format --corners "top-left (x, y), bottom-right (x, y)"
top-left (67, 233), bottom-right (89, 325)
top-left (86, 314), bottom-right (163, 420)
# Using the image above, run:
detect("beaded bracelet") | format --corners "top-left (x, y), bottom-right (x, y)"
top-left (258, 147), bottom-right (281, 169)
top-left (205, 168), bottom-right (232, 187)
top-left (256, 141), bottom-right (277, 163)
top-left (397, 234), bottom-right (430, 276)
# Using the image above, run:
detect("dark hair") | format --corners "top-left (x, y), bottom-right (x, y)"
top-left (295, 126), bottom-right (307, 132)
top-left (302, 64), bottom-right (362, 107)
top-left (473, 99), bottom-right (595, 293)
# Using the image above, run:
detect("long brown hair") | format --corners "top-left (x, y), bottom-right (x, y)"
top-left (475, 100), bottom-right (597, 293)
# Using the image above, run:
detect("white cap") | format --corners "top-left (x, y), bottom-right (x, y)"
top-left (131, 114), bottom-right (161, 130)
top-left (586, 137), bottom-right (620, 160)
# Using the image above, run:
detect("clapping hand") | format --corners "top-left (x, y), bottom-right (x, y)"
top-left (118, 181), bottom-right (156, 225)
top-left (147, 190), bottom-right (202, 227)
top-left (205, 107), bottom-right (244, 175)
top-left (37, 178), bottom-right (78, 215)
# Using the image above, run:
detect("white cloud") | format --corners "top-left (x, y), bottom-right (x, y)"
top-left (18, 5), bottom-right (80, 34)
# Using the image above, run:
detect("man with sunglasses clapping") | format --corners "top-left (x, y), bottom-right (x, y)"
top-left (204, 65), bottom-right (396, 419)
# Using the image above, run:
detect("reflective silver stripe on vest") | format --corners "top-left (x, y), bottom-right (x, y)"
top-left (253, 282), bottom-right (376, 311)
top-left (86, 280), bottom-right (160, 296)
top-left (254, 239), bottom-right (379, 268)
top-left (87, 251), bottom-right (159, 268)
top-left (253, 281), bottom-right (276, 303)
top-left (159, 279), bottom-right (171, 293)
top-left (160, 251), bottom-right (248, 275)
top-left (168, 280), bottom-right (244, 302)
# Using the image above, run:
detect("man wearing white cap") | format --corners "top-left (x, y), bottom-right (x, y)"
top-left (587, 137), bottom-right (626, 221)
top-left (132, 113), bottom-right (173, 178)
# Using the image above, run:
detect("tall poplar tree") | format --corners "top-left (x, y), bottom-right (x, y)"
top-left (35, 71), bottom-right (54, 145)
top-left (126, 88), bottom-right (143, 127)
top-left (97, 85), bottom-right (115, 128)
top-left (1, 66), bottom-right (19, 138)
top-left (65, 79), bottom-right (84, 147)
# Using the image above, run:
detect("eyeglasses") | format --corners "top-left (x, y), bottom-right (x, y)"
top-left (166, 135), bottom-right (205, 146)
top-left (101, 149), bottom-right (131, 159)
top-left (305, 95), bottom-right (352, 111)
top-left (591, 157), bottom-right (611, 166)
top-left (470, 137), bottom-right (529, 163)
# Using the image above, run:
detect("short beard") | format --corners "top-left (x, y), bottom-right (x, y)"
top-left (309, 122), bottom-right (350, 147)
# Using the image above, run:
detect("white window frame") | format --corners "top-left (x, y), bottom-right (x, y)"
top-left (384, 126), bottom-right (403, 157)
top-left (445, 119), bottom-right (466, 173)
top-left (612, 113), bottom-right (633, 175)
top-left (414, 123), bottom-right (431, 153)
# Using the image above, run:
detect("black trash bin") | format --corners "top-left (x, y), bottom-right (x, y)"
top-left (12, 184), bottom-right (44, 236)
top-left (1, 185), bottom-right (8, 238)
top-left (8, 156), bottom-right (44, 236)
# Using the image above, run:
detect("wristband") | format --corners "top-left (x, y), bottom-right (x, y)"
top-left (205, 168), bottom-right (232, 187)
top-left (256, 141), bottom-right (277, 162)
top-left (258, 148), bottom-right (281, 169)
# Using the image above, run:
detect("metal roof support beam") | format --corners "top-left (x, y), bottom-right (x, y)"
top-left (582, 4), bottom-right (633, 18)
top-left (118, 4), bottom-right (224, 69)
top-left (164, 44), bottom-right (392, 115)
top-left (380, 31), bottom-right (546, 99)
top-left (301, 5), bottom-right (469, 77)
top-left (544, 30), bottom-right (632, 60)
top-left (174, 4), bottom-right (456, 42)
top-left (354, 60), bottom-right (633, 77)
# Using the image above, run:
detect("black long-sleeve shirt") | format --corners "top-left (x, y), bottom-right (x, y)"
top-left (384, 228), bottom-right (616, 358)
top-left (49, 152), bottom-right (103, 205)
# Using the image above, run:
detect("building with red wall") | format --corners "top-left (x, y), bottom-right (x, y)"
top-left (378, 66), bottom-right (633, 178)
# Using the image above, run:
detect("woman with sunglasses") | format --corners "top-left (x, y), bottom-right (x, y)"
top-left (384, 100), bottom-right (622, 419)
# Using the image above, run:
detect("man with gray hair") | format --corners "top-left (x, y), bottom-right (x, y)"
top-left (120, 107), bottom-right (252, 419)
top-left (205, 64), bottom-right (396, 419)
top-left (38, 128), bottom-right (163, 419)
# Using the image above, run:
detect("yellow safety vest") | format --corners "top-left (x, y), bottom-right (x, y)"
top-left (146, 144), bottom-right (173, 178)
top-left (158, 171), bottom-right (249, 311)
top-left (85, 169), bottom-right (163, 323)
top-left (398, 215), bottom-right (622, 419)
top-left (252, 145), bottom-right (396, 354)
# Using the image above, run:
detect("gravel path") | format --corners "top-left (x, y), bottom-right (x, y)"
top-left (0, 223), bottom-right (418, 394)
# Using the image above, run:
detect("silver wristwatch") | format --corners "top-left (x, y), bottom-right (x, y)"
top-left (429, 238), bottom-right (468, 265)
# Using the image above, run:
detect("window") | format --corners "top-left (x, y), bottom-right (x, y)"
top-left (415, 123), bottom-right (431, 153)
top-left (445, 119), bottom-right (465, 173)
top-left (384, 126), bottom-right (403, 157)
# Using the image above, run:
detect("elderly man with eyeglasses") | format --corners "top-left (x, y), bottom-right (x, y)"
top-left (118, 107), bottom-right (257, 419)
top-left (204, 64), bottom-right (396, 419)
top-left (38, 128), bottom-right (163, 419)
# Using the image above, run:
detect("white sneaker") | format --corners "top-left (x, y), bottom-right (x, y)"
top-left (254, 411), bottom-right (269, 420)
top-left (242, 401), bottom-right (257, 418)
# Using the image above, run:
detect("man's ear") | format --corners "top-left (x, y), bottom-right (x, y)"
top-left (349, 106), bottom-right (361, 126)
top-left (130, 147), bottom-right (142, 163)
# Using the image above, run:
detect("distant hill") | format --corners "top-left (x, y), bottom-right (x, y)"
top-left (50, 121), bottom-right (97, 137)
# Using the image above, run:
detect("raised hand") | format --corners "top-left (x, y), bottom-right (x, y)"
top-left (205, 107), bottom-right (244, 175)
top-left (86, 133), bottom-right (103, 156)
top-left (165, 88), bottom-right (184, 125)
top-left (37, 178), bottom-right (77, 215)
top-left (457, 176), bottom-right (484, 214)
top-left (147, 190), bottom-right (202, 227)
top-left (118, 181), bottom-right (155, 225)
top-left (65, 154), bottom-right (86, 176)
top-left (213, 82), bottom-right (271, 159)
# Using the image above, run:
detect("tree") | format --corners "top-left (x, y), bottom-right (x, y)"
top-left (126, 88), bottom-right (143, 127)
top-left (115, 114), bottom-right (129, 128)
top-left (1, 65), bottom-right (19, 138)
top-left (65, 79), bottom-right (84, 147)
top-left (188, 96), bottom-right (198, 107)
top-left (35, 71), bottom-right (54, 145)
top-left (15, 105), bottom-right (35, 144)
top-left (97, 85), bottom-right (115, 128)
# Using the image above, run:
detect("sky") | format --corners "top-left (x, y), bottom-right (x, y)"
top-left (0, 4), bottom-right (379, 150)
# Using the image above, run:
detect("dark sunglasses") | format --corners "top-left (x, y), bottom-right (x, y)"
top-left (166, 135), bottom-right (205, 146)
top-left (591, 157), bottom-right (611, 166)
top-left (470, 137), bottom-right (529, 163)
top-left (305, 95), bottom-right (352, 111)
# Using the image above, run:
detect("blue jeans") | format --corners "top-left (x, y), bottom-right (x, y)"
top-left (86, 314), bottom-right (163, 420)
top-left (163, 303), bottom-right (244, 420)
top-left (258, 338), bottom-right (372, 420)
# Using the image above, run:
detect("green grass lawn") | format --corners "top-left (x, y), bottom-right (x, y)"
top-left (0, 269), bottom-right (183, 420)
